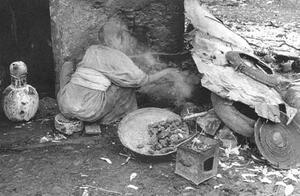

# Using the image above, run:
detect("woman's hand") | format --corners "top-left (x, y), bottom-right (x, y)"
top-left (159, 68), bottom-right (180, 75)
top-left (146, 68), bottom-right (181, 84)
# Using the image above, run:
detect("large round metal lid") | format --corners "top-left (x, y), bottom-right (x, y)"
top-left (118, 107), bottom-right (181, 156)
top-left (254, 118), bottom-right (300, 169)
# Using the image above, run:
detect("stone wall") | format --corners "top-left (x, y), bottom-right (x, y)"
top-left (50, 0), bottom-right (185, 93)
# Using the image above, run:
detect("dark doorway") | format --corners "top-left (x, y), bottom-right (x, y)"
top-left (0, 0), bottom-right (54, 97)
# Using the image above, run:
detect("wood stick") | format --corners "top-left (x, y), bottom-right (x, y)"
top-left (183, 112), bottom-right (208, 120)
top-left (80, 185), bottom-right (122, 195)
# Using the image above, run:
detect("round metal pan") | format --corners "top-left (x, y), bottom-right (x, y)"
top-left (118, 107), bottom-right (185, 156)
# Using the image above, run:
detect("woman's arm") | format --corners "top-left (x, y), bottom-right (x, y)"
top-left (145, 68), bottom-right (180, 85)
top-left (59, 61), bottom-right (75, 89)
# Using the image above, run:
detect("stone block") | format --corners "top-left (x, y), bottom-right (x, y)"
top-left (85, 123), bottom-right (102, 135)
top-left (196, 109), bottom-right (222, 136)
top-left (54, 113), bottom-right (84, 135)
top-left (216, 126), bottom-right (238, 148)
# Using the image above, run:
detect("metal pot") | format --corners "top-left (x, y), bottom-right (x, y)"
top-left (211, 93), bottom-right (256, 137)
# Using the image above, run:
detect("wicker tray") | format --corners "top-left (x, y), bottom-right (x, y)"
top-left (118, 107), bottom-right (182, 156)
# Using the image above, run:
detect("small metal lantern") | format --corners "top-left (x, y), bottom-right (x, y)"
top-left (175, 135), bottom-right (220, 185)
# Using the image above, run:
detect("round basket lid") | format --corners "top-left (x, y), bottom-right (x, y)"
top-left (118, 107), bottom-right (181, 156)
top-left (254, 118), bottom-right (300, 169)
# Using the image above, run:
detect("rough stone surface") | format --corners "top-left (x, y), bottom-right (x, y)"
top-left (54, 113), bottom-right (84, 135)
top-left (217, 126), bottom-right (238, 148)
top-left (0, 66), bottom-right (6, 93)
top-left (50, 0), bottom-right (184, 93)
top-left (196, 109), bottom-right (222, 136)
top-left (85, 123), bottom-right (102, 135)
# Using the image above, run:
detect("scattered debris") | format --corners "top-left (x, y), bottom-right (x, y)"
top-left (121, 156), bottom-right (131, 166)
top-left (250, 154), bottom-right (261, 161)
top-left (80, 185), bottom-right (122, 195)
top-left (275, 182), bottom-right (295, 196)
top-left (39, 132), bottom-right (67, 143)
top-left (241, 174), bottom-right (256, 182)
top-left (241, 173), bottom-right (257, 179)
top-left (285, 185), bottom-right (295, 196)
top-left (127, 185), bottom-right (139, 190)
top-left (81, 187), bottom-right (89, 196)
top-left (80, 173), bottom-right (88, 177)
top-left (217, 141), bottom-right (300, 196)
top-left (265, 170), bottom-right (283, 177)
top-left (100, 157), bottom-right (112, 164)
top-left (219, 161), bottom-right (233, 170)
top-left (231, 162), bottom-right (242, 167)
top-left (283, 171), bottom-right (299, 182)
top-left (129, 173), bottom-right (137, 181)
top-left (223, 145), bottom-right (240, 158)
top-left (259, 176), bottom-right (272, 184)
top-left (119, 153), bottom-right (133, 166)
top-left (184, 187), bottom-right (195, 191)
top-left (237, 24), bottom-right (300, 59)
top-left (213, 184), bottom-right (223, 189)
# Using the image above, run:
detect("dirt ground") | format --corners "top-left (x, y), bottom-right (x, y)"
top-left (1, 0), bottom-right (300, 195)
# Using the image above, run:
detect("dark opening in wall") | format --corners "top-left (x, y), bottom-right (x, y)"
top-left (0, 0), bottom-right (54, 97)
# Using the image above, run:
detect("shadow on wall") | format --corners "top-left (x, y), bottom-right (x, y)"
top-left (0, 0), bottom-right (55, 97)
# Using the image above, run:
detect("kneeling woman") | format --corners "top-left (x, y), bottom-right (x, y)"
top-left (57, 20), bottom-right (174, 125)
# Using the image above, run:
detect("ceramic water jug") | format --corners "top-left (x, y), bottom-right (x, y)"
top-left (2, 61), bottom-right (39, 121)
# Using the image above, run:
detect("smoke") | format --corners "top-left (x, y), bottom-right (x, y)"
top-left (98, 18), bottom-right (160, 72)
top-left (99, 17), bottom-right (194, 107)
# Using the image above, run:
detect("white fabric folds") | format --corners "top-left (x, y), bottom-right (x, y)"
top-left (70, 67), bottom-right (111, 91)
